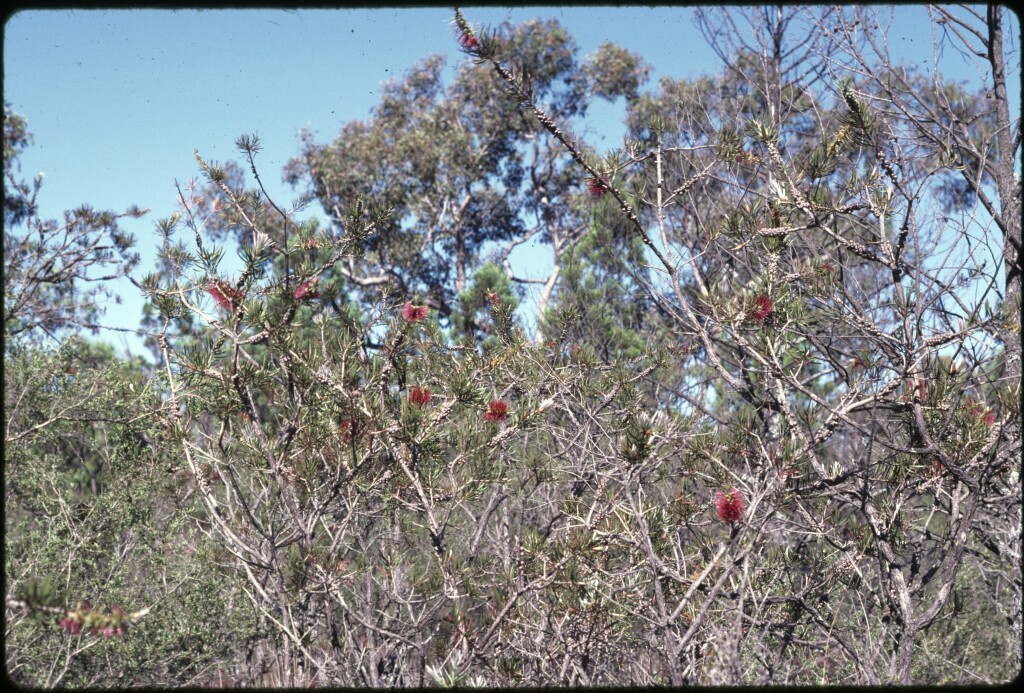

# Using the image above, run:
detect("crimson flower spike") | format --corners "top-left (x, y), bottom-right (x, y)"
top-left (294, 279), bottom-right (320, 300)
top-left (402, 301), bottom-right (429, 322)
top-left (587, 176), bottom-right (610, 198)
top-left (716, 488), bottom-right (745, 524)
top-left (409, 386), bottom-right (432, 407)
top-left (484, 399), bottom-right (508, 423)
top-left (750, 294), bottom-right (774, 322)
top-left (207, 279), bottom-right (243, 312)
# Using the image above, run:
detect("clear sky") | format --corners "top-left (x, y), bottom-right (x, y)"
top-left (4, 6), bottom-right (1018, 359)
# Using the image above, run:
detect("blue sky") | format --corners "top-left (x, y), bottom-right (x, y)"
top-left (4, 6), bottom-right (1018, 358)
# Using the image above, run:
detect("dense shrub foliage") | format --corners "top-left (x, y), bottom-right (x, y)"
top-left (5, 7), bottom-right (1020, 686)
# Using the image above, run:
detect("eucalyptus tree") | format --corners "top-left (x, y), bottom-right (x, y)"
top-left (280, 20), bottom-right (648, 331)
top-left (3, 103), bottom-right (144, 342)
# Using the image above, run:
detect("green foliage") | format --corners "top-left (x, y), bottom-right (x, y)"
top-left (542, 224), bottom-right (655, 363)
top-left (838, 80), bottom-right (879, 147)
top-left (583, 42), bottom-right (650, 101)
top-left (3, 102), bottom-right (33, 226)
top-left (4, 339), bottom-right (256, 687)
top-left (452, 262), bottom-right (519, 346)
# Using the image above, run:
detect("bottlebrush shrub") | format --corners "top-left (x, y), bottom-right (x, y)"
top-left (3, 579), bottom-right (140, 642)
top-left (896, 362), bottom-right (1004, 479)
top-left (964, 398), bottom-right (996, 427)
top-left (123, 14), bottom-right (1019, 683)
top-left (457, 13), bottom-right (1017, 684)
top-left (144, 166), bottom-right (747, 685)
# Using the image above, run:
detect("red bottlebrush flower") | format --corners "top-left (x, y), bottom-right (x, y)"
top-left (715, 488), bottom-right (745, 524)
top-left (458, 32), bottom-right (480, 50)
top-left (587, 176), bottom-right (610, 198)
top-left (484, 399), bottom-right (509, 423)
top-left (409, 386), bottom-right (432, 407)
top-left (339, 420), bottom-right (361, 443)
top-left (294, 279), bottom-right (320, 300)
top-left (402, 301), bottom-right (429, 322)
top-left (207, 279), bottom-right (243, 312)
top-left (966, 399), bottom-right (996, 426)
top-left (750, 294), bottom-right (774, 322)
